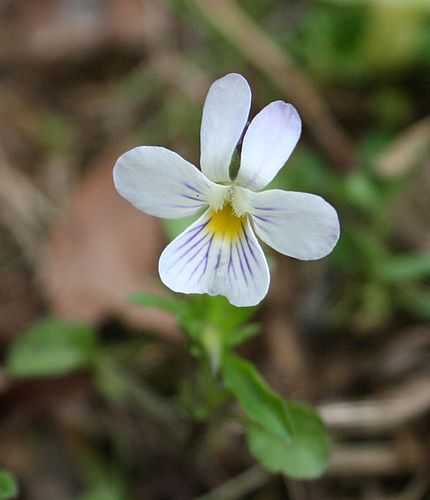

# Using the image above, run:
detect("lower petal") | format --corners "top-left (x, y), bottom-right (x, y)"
top-left (249, 189), bottom-right (340, 260)
top-left (159, 210), bottom-right (270, 307)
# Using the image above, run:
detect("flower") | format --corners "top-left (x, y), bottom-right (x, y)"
top-left (113, 73), bottom-right (340, 307)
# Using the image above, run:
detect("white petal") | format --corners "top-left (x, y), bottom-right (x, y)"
top-left (113, 146), bottom-right (219, 218)
top-left (236, 101), bottom-right (301, 191)
top-left (200, 73), bottom-right (251, 183)
top-left (249, 189), bottom-right (340, 260)
top-left (159, 210), bottom-right (270, 307)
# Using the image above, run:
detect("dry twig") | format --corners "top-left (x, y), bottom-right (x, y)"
top-left (319, 375), bottom-right (430, 433)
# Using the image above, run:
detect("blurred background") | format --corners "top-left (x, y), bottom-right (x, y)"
top-left (0, 0), bottom-right (430, 498)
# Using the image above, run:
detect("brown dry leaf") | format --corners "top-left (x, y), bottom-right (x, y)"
top-left (39, 148), bottom-right (180, 340)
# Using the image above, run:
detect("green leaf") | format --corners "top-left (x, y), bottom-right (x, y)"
top-left (0, 470), bottom-right (18, 499)
top-left (180, 365), bottom-right (229, 420)
top-left (377, 255), bottom-right (430, 283)
top-left (81, 487), bottom-right (123, 500)
top-left (163, 215), bottom-right (198, 241)
top-left (222, 353), bottom-right (293, 442)
top-left (128, 293), bottom-right (185, 314)
top-left (225, 323), bottom-right (260, 348)
top-left (245, 401), bottom-right (330, 480)
top-left (6, 318), bottom-right (97, 377)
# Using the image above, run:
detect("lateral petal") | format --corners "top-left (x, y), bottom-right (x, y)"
top-left (200, 73), bottom-right (251, 183)
top-left (237, 101), bottom-right (301, 191)
top-left (159, 209), bottom-right (270, 307)
top-left (250, 189), bottom-right (340, 260)
top-left (113, 146), bottom-right (219, 218)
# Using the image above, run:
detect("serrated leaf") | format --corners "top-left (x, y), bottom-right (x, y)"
top-left (128, 293), bottom-right (185, 314)
top-left (0, 470), bottom-right (18, 499)
top-left (6, 318), bottom-right (97, 377)
top-left (222, 353), bottom-right (292, 442)
top-left (245, 400), bottom-right (330, 480)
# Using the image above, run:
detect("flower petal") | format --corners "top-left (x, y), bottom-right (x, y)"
top-left (159, 210), bottom-right (270, 307)
top-left (113, 146), bottom-right (219, 218)
top-left (236, 101), bottom-right (301, 191)
top-left (200, 73), bottom-right (251, 183)
top-left (249, 189), bottom-right (340, 260)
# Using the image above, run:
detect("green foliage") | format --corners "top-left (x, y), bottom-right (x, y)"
top-left (132, 293), bottom-right (332, 479)
top-left (222, 353), bottom-right (293, 442)
top-left (130, 292), bottom-right (258, 351)
top-left (0, 471), bottom-right (18, 500)
top-left (377, 255), bottom-right (430, 283)
top-left (81, 488), bottom-right (123, 500)
top-left (180, 364), bottom-right (229, 420)
top-left (6, 318), bottom-right (97, 377)
top-left (163, 214), bottom-right (199, 242)
top-left (75, 443), bottom-right (129, 500)
top-left (183, 295), bottom-right (257, 340)
top-left (222, 353), bottom-right (330, 479)
top-left (289, 1), bottom-right (430, 83)
top-left (129, 292), bottom-right (185, 314)
top-left (32, 112), bottom-right (76, 154)
top-left (245, 400), bottom-right (330, 480)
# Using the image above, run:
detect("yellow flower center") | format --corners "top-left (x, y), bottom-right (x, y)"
top-left (207, 203), bottom-right (246, 241)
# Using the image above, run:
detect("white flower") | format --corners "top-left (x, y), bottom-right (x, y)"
top-left (113, 73), bottom-right (340, 307)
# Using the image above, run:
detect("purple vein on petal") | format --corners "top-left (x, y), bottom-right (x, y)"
top-left (179, 193), bottom-right (204, 203)
top-left (235, 242), bottom-right (249, 286)
top-left (169, 232), bottom-right (210, 270)
top-left (193, 235), bottom-right (214, 283)
top-left (238, 236), bottom-right (254, 279)
top-left (182, 182), bottom-right (203, 195)
top-left (177, 237), bottom-right (212, 275)
top-left (228, 241), bottom-right (237, 280)
top-left (253, 219), bottom-right (270, 236)
top-left (215, 235), bottom-right (224, 272)
top-left (176, 221), bottom-right (210, 252)
top-left (241, 223), bottom-right (260, 267)
top-left (252, 214), bottom-right (272, 224)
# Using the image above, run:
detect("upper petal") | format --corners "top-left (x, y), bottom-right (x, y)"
top-left (236, 101), bottom-right (301, 191)
top-left (113, 146), bottom-right (219, 219)
top-left (200, 73), bottom-right (251, 183)
top-left (249, 189), bottom-right (340, 260)
top-left (159, 209), bottom-right (270, 307)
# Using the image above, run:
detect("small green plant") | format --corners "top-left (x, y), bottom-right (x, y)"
top-left (130, 292), bottom-right (331, 479)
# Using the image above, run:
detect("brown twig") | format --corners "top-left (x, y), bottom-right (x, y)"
top-left (0, 145), bottom-right (56, 261)
top-left (195, 465), bottom-right (269, 500)
top-left (319, 375), bottom-right (430, 433)
top-left (329, 443), bottom-right (415, 476)
top-left (375, 116), bottom-right (430, 177)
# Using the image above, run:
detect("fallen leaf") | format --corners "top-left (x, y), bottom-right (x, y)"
top-left (39, 148), bottom-right (180, 340)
